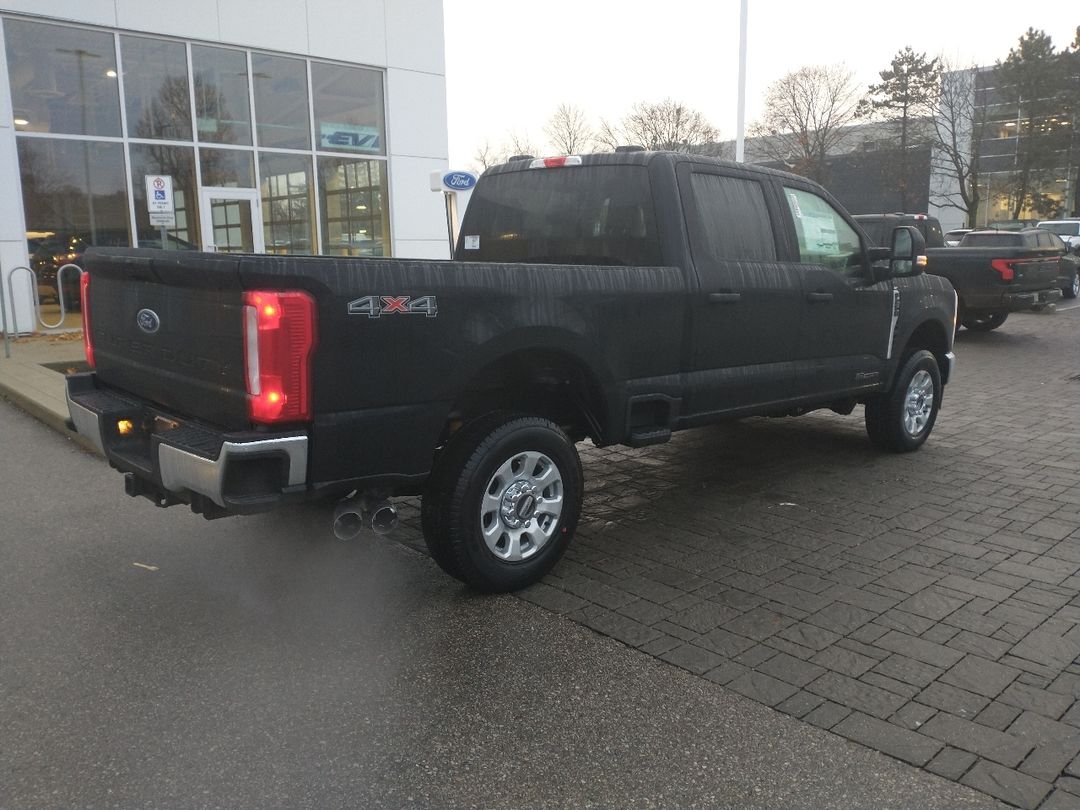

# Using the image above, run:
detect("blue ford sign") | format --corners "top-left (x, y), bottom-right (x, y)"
top-left (442, 171), bottom-right (477, 191)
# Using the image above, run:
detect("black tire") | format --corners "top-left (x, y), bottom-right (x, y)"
top-left (865, 349), bottom-right (942, 453)
top-left (421, 411), bottom-right (583, 592)
top-left (962, 311), bottom-right (1008, 332)
top-left (1064, 271), bottom-right (1079, 300)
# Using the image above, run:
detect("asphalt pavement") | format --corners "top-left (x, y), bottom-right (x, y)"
top-left (0, 403), bottom-right (1002, 809)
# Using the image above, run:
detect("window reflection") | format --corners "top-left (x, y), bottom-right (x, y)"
top-left (200, 148), bottom-right (254, 187)
top-left (129, 144), bottom-right (200, 249)
top-left (318, 157), bottom-right (388, 256)
top-left (192, 45), bottom-right (251, 145)
top-left (312, 63), bottom-right (385, 155)
top-left (19, 139), bottom-right (130, 309)
top-left (120, 35), bottom-right (192, 141)
top-left (260, 152), bottom-right (314, 253)
top-left (5, 19), bottom-right (121, 136)
top-left (252, 54), bottom-right (310, 150)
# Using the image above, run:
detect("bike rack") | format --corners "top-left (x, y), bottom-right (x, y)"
top-left (2, 263), bottom-right (84, 359)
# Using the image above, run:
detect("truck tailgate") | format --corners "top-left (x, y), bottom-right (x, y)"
top-left (84, 248), bottom-right (250, 430)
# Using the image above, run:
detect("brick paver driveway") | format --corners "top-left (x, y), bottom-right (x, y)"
top-left (510, 306), bottom-right (1080, 810)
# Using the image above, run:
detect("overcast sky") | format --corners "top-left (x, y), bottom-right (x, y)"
top-left (442, 1), bottom-right (1078, 169)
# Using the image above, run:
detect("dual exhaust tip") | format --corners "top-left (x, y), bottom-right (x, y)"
top-left (332, 493), bottom-right (399, 540)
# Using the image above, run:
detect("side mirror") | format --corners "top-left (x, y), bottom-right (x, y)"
top-left (889, 226), bottom-right (927, 277)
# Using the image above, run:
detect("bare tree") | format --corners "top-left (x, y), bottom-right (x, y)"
top-left (544, 104), bottom-right (592, 155)
top-left (749, 64), bottom-right (863, 183)
top-left (507, 130), bottom-right (539, 157)
top-left (620, 98), bottom-right (717, 152)
top-left (472, 140), bottom-right (504, 172)
top-left (593, 117), bottom-right (623, 152)
top-left (929, 63), bottom-right (986, 227)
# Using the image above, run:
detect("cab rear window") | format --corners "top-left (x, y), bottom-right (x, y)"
top-left (457, 166), bottom-right (661, 266)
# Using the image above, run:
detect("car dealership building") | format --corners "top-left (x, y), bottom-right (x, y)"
top-left (0, 0), bottom-right (450, 332)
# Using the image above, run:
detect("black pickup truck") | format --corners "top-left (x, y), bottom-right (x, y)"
top-left (931, 229), bottom-right (1069, 331)
top-left (67, 151), bottom-right (957, 592)
top-left (855, 215), bottom-right (1065, 331)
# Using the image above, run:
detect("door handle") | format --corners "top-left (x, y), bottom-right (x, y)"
top-left (806, 292), bottom-right (834, 302)
top-left (708, 292), bottom-right (742, 304)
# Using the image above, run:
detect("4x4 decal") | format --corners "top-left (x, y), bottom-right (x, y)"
top-left (348, 295), bottom-right (438, 318)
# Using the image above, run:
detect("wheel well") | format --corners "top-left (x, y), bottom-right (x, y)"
top-left (904, 320), bottom-right (949, 374)
top-left (442, 349), bottom-right (607, 445)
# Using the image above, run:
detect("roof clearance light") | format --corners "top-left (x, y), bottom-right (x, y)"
top-left (529, 156), bottom-right (583, 169)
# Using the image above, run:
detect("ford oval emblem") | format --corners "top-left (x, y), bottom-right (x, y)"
top-left (136, 308), bottom-right (160, 334)
top-left (442, 171), bottom-right (477, 191)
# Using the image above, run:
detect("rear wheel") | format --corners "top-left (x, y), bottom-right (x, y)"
top-left (865, 349), bottom-right (942, 453)
top-left (1064, 271), bottom-right (1079, 300)
top-left (421, 412), bottom-right (582, 592)
top-left (961, 311), bottom-right (1008, 332)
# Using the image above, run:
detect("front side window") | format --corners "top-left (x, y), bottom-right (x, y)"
top-left (687, 173), bottom-right (776, 264)
top-left (783, 187), bottom-right (862, 272)
top-left (5, 19), bottom-right (121, 137)
top-left (121, 36), bottom-right (192, 141)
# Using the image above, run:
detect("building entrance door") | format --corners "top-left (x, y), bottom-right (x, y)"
top-left (199, 188), bottom-right (264, 253)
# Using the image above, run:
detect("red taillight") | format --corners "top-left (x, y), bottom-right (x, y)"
top-left (242, 290), bottom-right (316, 424)
top-left (990, 259), bottom-right (1016, 282)
top-left (80, 272), bottom-right (95, 368)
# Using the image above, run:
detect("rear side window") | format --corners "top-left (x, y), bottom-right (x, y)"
top-left (458, 165), bottom-right (660, 266)
top-left (783, 187), bottom-right (862, 272)
top-left (686, 173), bottom-right (777, 262)
top-left (919, 220), bottom-right (945, 248)
top-left (959, 232), bottom-right (1021, 247)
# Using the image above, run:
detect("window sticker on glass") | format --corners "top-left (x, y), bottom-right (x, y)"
top-left (788, 193), bottom-right (802, 219)
top-left (464, 235), bottom-right (480, 250)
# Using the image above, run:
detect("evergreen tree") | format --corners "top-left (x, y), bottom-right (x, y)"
top-left (861, 47), bottom-right (942, 211)
top-left (995, 28), bottom-right (1071, 218)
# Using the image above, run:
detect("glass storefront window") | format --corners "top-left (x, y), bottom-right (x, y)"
top-left (252, 54), bottom-right (310, 150)
top-left (129, 144), bottom-right (200, 249)
top-left (5, 19), bottom-right (121, 136)
top-left (312, 63), bottom-right (385, 156)
top-left (120, 35), bottom-right (192, 141)
top-left (19, 139), bottom-right (130, 307)
top-left (260, 152), bottom-right (314, 254)
top-left (7, 17), bottom-right (393, 263)
top-left (200, 148), bottom-right (254, 187)
top-left (318, 157), bottom-right (388, 256)
top-left (192, 45), bottom-right (251, 145)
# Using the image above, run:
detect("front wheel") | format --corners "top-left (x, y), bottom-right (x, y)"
top-left (962, 311), bottom-right (1008, 332)
top-left (422, 412), bottom-right (583, 593)
top-left (865, 350), bottom-right (942, 453)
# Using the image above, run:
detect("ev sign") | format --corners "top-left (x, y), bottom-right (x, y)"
top-left (144, 175), bottom-right (176, 228)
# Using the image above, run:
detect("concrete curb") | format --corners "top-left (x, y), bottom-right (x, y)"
top-left (0, 381), bottom-right (102, 456)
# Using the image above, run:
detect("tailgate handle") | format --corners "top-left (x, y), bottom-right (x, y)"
top-left (708, 292), bottom-right (742, 304)
top-left (807, 292), bottom-right (834, 302)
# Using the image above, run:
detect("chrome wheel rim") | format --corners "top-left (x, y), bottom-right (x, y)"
top-left (480, 451), bottom-right (564, 561)
top-left (903, 370), bottom-right (934, 437)
top-left (1072, 274), bottom-right (1079, 298)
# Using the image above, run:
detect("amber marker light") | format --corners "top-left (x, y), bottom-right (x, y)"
top-left (117, 419), bottom-right (134, 435)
